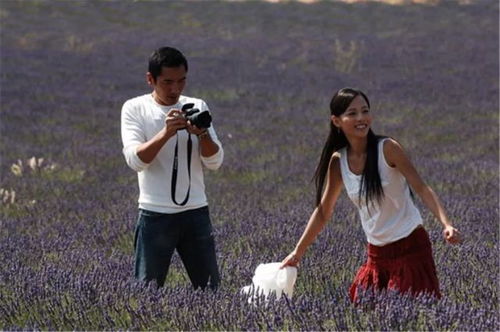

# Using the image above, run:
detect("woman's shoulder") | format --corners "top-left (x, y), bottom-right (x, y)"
top-left (331, 150), bottom-right (344, 163)
top-left (380, 137), bottom-right (407, 167)
top-left (380, 137), bottom-right (404, 152)
top-left (327, 152), bottom-right (343, 183)
top-left (330, 152), bottom-right (342, 171)
top-left (331, 151), bottom-right (342, 161)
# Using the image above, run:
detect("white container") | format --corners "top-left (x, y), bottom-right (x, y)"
top-left (241, 262), bottom-right (298, 303)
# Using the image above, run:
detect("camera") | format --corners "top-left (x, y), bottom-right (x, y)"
top-left (181, 103), bottom-right (212, 129)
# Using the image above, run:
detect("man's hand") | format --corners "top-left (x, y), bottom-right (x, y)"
top-left (136, 109), bottom-right (186, 164)
top-left (186, 121), bottom-right (206, 136)
top-left (165, 109), bottom-right (187, 138)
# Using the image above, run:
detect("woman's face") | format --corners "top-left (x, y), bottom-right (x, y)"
top-left (332, 95), bottom-right (372, 138)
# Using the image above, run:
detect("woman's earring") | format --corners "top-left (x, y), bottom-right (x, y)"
top-left (337, 127), bottom-right (340, 134)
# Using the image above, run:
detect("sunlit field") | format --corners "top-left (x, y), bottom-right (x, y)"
top-left (1, 0), bottom-right (498, 330)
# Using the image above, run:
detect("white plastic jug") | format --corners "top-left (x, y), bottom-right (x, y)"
top-left (241, 262), bottom-right (297, 303)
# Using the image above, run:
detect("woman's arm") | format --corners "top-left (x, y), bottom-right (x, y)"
top-left (384, 139), bottom-right (460, 244)
top-left (281, 153), bottom-right (344, 268)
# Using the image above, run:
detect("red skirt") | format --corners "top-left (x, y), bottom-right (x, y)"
top-left (349, 226), bottom-right (441, 302)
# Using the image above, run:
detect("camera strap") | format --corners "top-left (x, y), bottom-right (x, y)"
top-left (171, 132), bottom-right (192, 206)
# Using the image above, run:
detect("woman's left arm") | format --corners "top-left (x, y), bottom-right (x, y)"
top-left (384, 139), bottom-right (460, 244)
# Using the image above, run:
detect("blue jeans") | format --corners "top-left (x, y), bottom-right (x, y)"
top-left (134, 206), bottom-right (220, 290)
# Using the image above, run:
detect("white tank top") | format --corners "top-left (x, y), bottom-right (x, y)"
top-left (339, 138), bottom-right (423, 246)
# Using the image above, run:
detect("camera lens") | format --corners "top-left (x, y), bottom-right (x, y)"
top-left (189, 111), bottom-right (212, 129)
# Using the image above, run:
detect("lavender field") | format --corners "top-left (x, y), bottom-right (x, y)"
top-left (0, 0), bottom-right (498, 330)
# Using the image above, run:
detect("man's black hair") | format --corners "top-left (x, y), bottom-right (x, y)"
top-left (148, 46), bottom-right (188, 81)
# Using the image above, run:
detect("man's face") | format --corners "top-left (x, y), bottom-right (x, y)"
top-left (148, 65), bottom-right (187, 106)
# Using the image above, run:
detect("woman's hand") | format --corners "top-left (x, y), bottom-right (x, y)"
top-left (443, 225), bottom-right (461, 244)
top-left (280, 251), bottom-right (301, 269)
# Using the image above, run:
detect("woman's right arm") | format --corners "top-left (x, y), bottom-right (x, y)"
top-left (281, 153), bottom-right (344, 268)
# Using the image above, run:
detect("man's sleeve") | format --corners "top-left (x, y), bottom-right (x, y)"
top-left (121, 101), bottom-right (149, 172)
top-left (200, 100), bottom-right (224, 170)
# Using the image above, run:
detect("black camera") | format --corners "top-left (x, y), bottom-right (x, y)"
top-left (181, 103), bottom-right (212, 129)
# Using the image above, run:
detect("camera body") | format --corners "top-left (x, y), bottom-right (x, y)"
top-left (181, 103), bottom-right (212, 129)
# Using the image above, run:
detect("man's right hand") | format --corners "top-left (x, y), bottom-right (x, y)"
top-left (136, 109), bottom-right (188, 164)
top-left (164, 109), bottom-right (188, 139)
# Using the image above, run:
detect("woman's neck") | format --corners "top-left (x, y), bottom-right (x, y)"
top-left (347, 136), bottom-right (368, 156)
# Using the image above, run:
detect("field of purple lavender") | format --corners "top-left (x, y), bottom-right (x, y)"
top-left (0, 0), bottom-right (498, 330)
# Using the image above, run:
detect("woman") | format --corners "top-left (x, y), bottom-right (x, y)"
top-left (281, 87), bottom-right (460, 302)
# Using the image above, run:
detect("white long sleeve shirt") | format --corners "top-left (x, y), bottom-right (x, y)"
top-left (121, 93), bottom-right (223, 213)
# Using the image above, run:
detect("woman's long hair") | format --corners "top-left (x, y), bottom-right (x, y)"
top-left (314, 88), bottom-right (385, 209)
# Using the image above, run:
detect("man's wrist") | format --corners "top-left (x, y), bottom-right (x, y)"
top-left (162, 128), bottom-right (176, 143)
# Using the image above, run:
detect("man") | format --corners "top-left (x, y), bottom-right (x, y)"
top-left (121, 46), bottom-right (223, 289)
